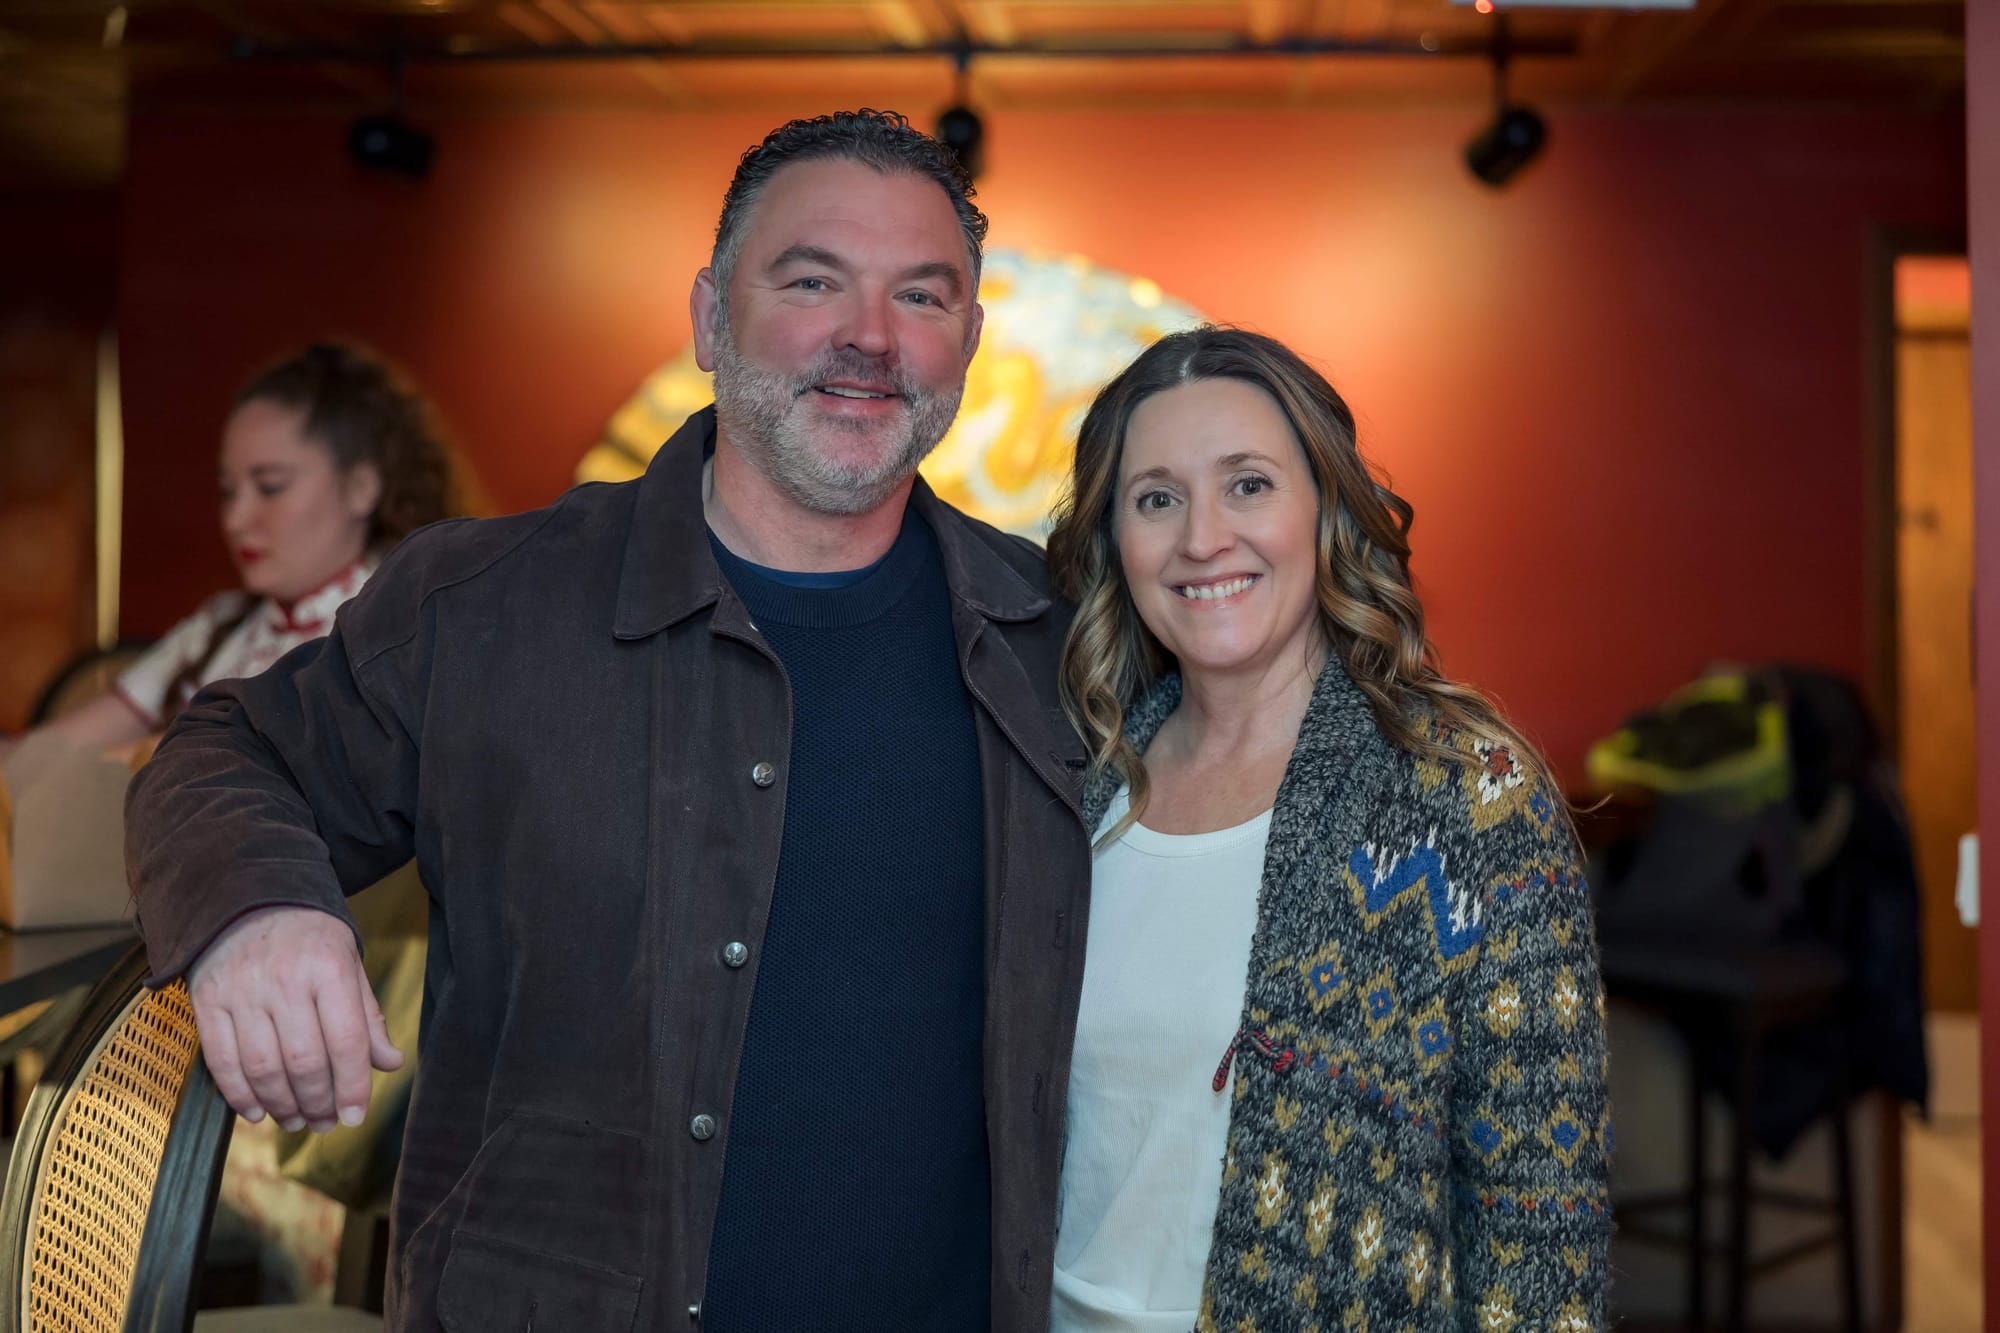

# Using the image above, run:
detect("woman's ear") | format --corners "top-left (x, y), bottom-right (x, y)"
top-left (344, 461), bottom-right (385, 520)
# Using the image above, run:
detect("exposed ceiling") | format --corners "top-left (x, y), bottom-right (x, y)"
top-left (0, 0), bottom-right (1968, 190)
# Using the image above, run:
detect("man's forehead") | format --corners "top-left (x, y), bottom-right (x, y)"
top-left (745, 160), bottom-right (968, 262)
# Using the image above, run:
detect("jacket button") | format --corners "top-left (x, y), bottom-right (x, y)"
top-left (690, 1114), bottom-right (717, 1141)
top-left (750, 761), bottom-right (777, 788)
top-left (721, 941), bottom-right (749, 969)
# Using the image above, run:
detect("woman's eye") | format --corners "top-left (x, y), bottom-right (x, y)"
top-left (1233, 475), bottom-right (1271, 497)
top-left (1137, 491), bottom-right (1175, 512)
top-left (257, 483), bottom-right (286, 499)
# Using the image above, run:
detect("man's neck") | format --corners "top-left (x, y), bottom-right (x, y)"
top-left (704, 435), bottom-right (914, 573)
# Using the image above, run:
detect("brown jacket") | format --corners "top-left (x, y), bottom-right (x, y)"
top-left (126, 408), bottom-right (1093, 1332)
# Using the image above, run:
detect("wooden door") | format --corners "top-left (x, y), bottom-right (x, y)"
top-left (1895, 263), bottom-right (1976, 1013)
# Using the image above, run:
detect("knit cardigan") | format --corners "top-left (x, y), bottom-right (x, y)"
top-left (1079, 660), bottom-right (1611, 1333)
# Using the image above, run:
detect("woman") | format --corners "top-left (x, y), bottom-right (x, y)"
top-left (1045, 328), bottom-right (1608, 1332)
top-left (34, 342), bottom-right (462, 755)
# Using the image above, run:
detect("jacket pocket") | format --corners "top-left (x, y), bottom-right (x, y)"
top-left (399, 1109), bottom-right (650, 1324)
top-left (438, 1231), bottom-right (641, 1333)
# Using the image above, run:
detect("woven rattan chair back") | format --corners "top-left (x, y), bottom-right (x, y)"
top-left (0, 945), bottom-right (234, 1333)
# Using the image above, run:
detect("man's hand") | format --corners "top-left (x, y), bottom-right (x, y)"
top-left (186, 905), bottom-right (404, 1132)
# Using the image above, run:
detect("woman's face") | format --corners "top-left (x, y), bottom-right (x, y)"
top-left (1114, 377), bottom-right (1324, 684)
top-left (218, 399), bottom-right (379, 605)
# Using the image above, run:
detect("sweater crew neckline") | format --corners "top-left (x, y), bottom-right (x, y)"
top-left (707, 507), bottom-right (932, 630)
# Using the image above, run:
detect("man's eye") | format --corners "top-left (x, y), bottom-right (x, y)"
top-left (794, 277), bottom-right (827, 291)
top-left (901, 290), bottom-right (937, 306)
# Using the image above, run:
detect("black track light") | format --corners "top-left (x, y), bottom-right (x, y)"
top-left (1464, 16), bottom-right (1545, 189)
top-left (347, 114), bottom-right (434, 179)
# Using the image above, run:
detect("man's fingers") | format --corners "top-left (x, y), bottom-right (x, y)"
top-left (317, 969), bottom-right (377, 1129)
top-left (193, 1003), bottom-right (264, 1123)
top-left (362, 978), bottom-right (404, 1073)
top-left (272, 994), bottom-right (339, 1131)
top-left (233, 1008), bottom-right (304, 1131)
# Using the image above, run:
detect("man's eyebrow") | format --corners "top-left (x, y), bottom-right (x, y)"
top-left (899, 260), bottom-right (966, 299)
top-left (765, 243), bottom-right (848, 273)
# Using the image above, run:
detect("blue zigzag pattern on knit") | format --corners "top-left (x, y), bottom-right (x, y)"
top-left (1347, 841), bottom-right (1485, 961)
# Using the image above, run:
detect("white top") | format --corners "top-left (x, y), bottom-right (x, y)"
top-left (1051, 787), bottom-right (1270, 1333)
top-left (114, 560), bottom-right (374, 727)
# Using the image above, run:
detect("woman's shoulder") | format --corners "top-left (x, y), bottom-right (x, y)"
top-left (1372, 712), bottom-right (1573, 864)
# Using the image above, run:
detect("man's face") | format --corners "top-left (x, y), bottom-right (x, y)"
top-left (692, 158), bottom-right (984, 516)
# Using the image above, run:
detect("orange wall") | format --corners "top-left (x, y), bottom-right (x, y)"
top-left (117, 105), bottom-right (1964, 778)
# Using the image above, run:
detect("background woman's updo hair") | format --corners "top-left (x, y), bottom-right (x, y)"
top-left (234, 341), bottom-right (467, 548)
top-left (1047, 324), bottom-right (1560, 826)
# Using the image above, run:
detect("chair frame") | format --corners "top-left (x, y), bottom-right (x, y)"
top-left (0, 944), bottom-right (236, 1333)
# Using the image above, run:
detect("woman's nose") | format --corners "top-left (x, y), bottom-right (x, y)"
top-left (1179, 496), bottom-right (1231, 560)
top-left (221, 493), bottom-right (255, 538)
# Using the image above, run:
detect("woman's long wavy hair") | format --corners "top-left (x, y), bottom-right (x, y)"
top-left (1047, 326), bottom-right (1559, 837)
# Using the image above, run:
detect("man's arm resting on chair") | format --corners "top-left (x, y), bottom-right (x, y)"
top-left (128, 538), bottom-right (440, 1138)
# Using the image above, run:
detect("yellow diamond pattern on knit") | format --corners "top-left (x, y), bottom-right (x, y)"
top-left (1358, 967), bottom-right (1401, 1041)
top-left (1553, 1298), bottom-right (1593, 1333)
top-left (1274, 1095), bottom-right (1302, 1134)
top-left (1407, 995), bottom-right (1452, 1075)
top-left (1255, 1153), bottom-right (1289, 1228)
top-left (1343, 1300), bottom-right (1369, 1332)
top-left (1403, 1231), bottom-right (1436, 1307)
top-left (1541, 1100), bottom-right (1590, 1169)
top-left (1240, 1245), bottom-right (1272, 1283)
top-left (1294, 1272), bottom-right (1319, 1310)
top-left (1482, 980), bottom-right (1523, 1038)
top-left (1352, 1205), bottom-right (1388, 1279)
top-left (1304, 1176), bottom-right (1338, 1257)
top-left (1477, 1285), bottom-right (1520, 1333)
top-left (1300, 939), bottom-right (1352, 1013)
top-left (1552, 967), bottom-right (1584, 1032)
top-left (1322, 1118), bottom-right (1354, 1159)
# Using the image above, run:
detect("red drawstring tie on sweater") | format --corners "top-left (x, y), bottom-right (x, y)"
top-left (1213, 1027), bottom-right (1298, 1092)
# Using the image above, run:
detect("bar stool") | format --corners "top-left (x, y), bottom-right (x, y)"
top-left (1605, 937), bottom-right (1864, 1333)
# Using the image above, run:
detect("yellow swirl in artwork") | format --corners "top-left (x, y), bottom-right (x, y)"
top-left (575, 249), bottom-right (1207, 538)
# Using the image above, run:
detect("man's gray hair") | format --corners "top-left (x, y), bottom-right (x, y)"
top-left (711, 109), bottom-right (988, 317)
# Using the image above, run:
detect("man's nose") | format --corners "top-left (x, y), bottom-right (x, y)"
top-left (835, 289), bottom-right (895, 359)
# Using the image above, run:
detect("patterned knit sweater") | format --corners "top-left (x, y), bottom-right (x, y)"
top-left (1080, 660), bottom-right (1611, 1333)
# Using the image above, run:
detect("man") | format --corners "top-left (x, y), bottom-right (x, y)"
top-left (127, 110), bottom-right (1092, 1332)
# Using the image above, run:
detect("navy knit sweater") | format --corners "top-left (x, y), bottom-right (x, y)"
top-left (701, 509), bottom-right (991, 1332)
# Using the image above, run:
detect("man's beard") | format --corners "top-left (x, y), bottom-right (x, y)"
top-left (710, 321), bottom-right (965, 517)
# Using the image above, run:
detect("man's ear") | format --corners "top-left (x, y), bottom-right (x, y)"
top-left (691, 268), bottom-right (721, 372)
top-left (965, 300), bottom-right (985, 362)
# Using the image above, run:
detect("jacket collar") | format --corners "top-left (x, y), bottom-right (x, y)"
top-left (1082, 654), bottom-right (1402, 885)
top-left (614, 406), bottom-right (1052, 640)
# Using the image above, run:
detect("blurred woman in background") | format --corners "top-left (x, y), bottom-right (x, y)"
top-left (2, 340), bottom-right (465, 761)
